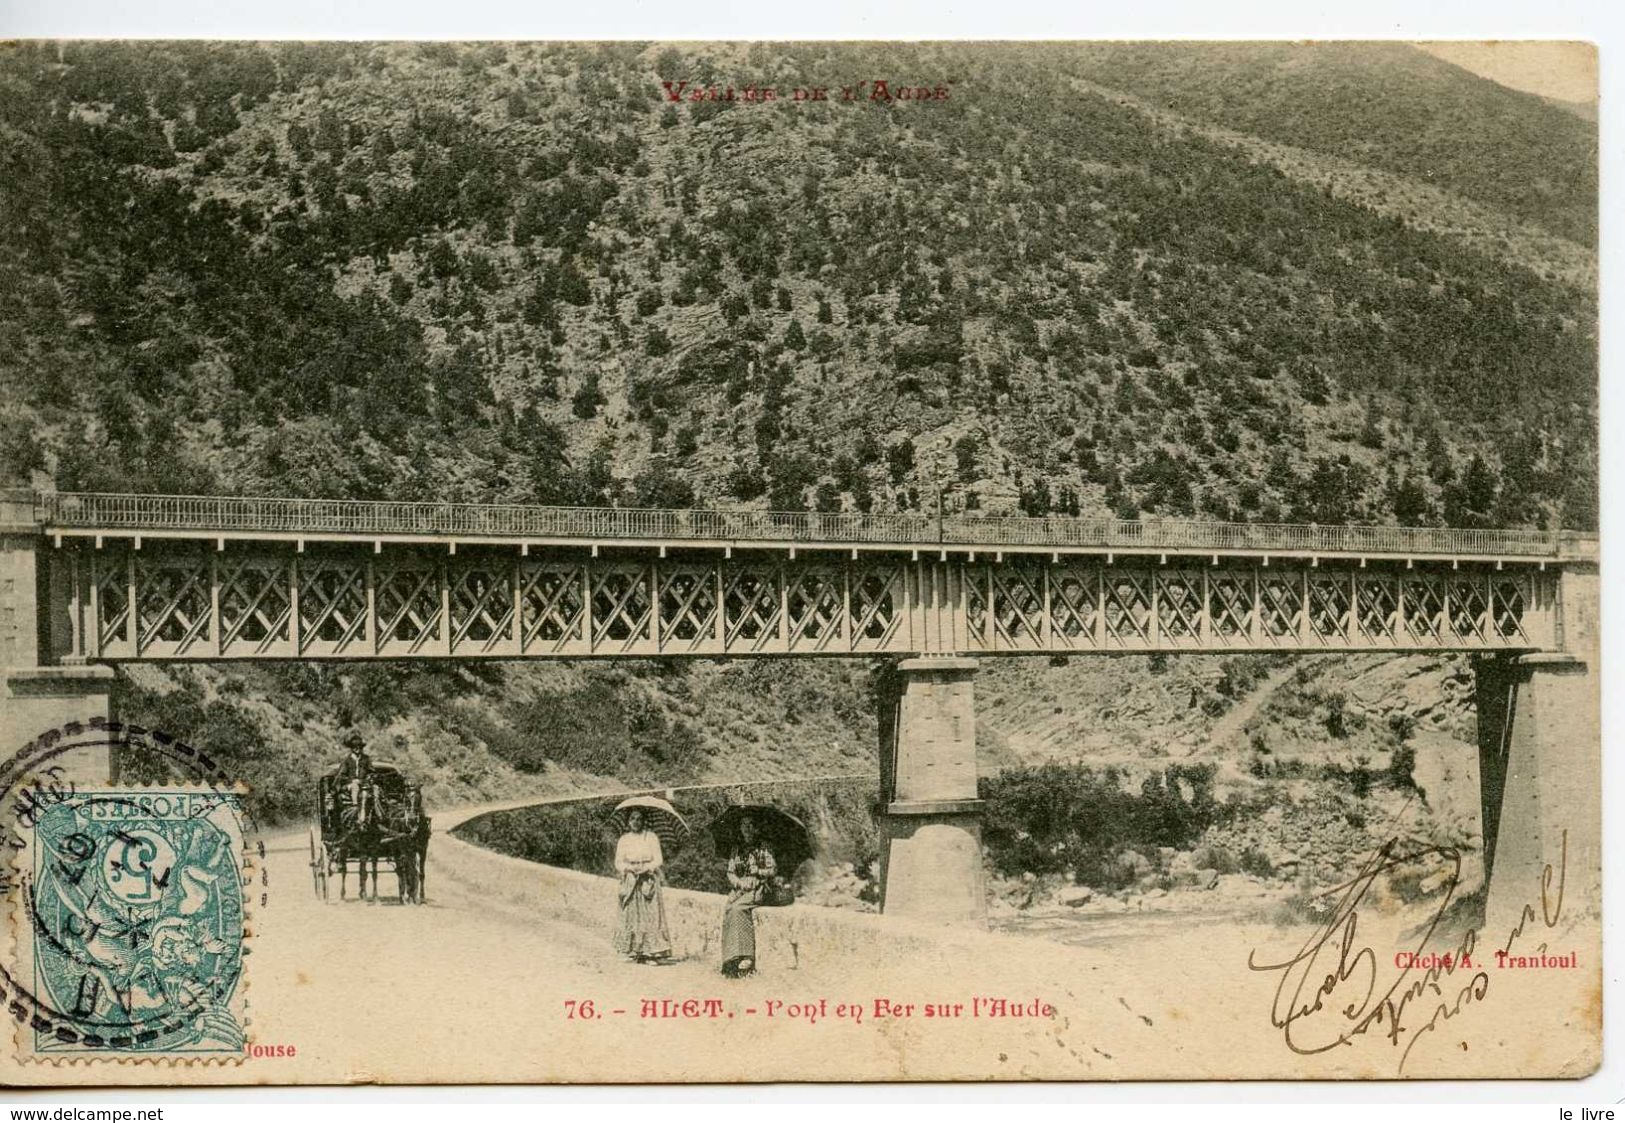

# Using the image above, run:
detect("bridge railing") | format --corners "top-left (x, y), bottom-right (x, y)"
top-left (935, 515), bottom-right (1568, 557)
top-left (33, 491), bottom-right (1576, 558)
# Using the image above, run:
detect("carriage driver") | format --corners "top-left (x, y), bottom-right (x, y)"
top-left (338, 731), bottom-right (373, 819)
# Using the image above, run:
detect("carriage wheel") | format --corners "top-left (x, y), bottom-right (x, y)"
top-left (308, 829), bottom-right (320, 898)
top-left (310, 830), bottom-right (329, 901)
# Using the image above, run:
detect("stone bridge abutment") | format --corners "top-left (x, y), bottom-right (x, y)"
top-left (1473, 564), bottom-right (1599, 936)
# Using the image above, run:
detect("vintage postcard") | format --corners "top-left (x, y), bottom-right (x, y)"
top-left (0, 40), bottom-right (1599, 1085)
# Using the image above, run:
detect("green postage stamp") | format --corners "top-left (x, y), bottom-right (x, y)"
top-left (12, 787), bottom-right (249, 1060)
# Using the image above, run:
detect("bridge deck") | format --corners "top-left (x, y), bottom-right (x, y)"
top-left (10, 493), bottom-right (1591, 662)
top-left (25, 491), bottom-right (1596, 564)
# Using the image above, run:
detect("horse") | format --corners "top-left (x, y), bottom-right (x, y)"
top-left (338, 776), bottom-right (387, 903)
top-left (394, 789), bottom-right (431, 905)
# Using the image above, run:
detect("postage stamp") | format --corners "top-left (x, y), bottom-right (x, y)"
top-left (10, 785), bottom-right (250, 1060)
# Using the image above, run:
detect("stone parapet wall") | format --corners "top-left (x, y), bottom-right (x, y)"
top-left (439, 813), bottom-right (986, 972)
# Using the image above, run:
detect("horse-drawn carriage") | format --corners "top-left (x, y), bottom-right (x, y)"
top-left (309, 760), bottom-right (430, 904)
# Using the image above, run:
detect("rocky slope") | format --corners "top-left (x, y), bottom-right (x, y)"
top-left (3, 41), bottom-right (1597, 528)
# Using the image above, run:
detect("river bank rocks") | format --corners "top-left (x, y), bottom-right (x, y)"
top-left (1199, 796), bottom-right (1377, 884)
top-left (988, 869), bottom-right (1294, 926)
top-left (980, 769), bottom-right (1476, 925)
top-left (795, 860), bottom-right (880, 912)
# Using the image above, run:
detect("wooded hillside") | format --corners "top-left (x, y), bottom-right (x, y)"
top-left (1, 41), bottom-right (1597, 530)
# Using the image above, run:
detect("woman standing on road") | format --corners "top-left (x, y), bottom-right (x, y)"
top-left (720, 815), bottom-right (776, 979)
top-left (613, 808), bottom-right (672, 964)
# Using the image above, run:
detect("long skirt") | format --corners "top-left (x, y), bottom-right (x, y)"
top-left (614, 873), bottom-right (671, 959)
top-left (720, 897), bottom-right (758, 975)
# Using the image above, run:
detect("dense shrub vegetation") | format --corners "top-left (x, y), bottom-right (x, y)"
top-left (1, 41), bottom-right (1596, 529)
top-left (980, 762), bottom-right (1225, 890)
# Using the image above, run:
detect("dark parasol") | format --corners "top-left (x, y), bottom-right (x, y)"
top-left (709, 805), bottom-right (814, 872)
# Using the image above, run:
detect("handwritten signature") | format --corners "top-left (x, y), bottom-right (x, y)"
top-left (1248, 831), bottom-right (1568, 1073)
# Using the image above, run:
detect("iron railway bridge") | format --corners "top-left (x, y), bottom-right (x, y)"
top-left (13, 491), bottom-right (1596, 663)
top-left (0, 490), bottom-right (1600, 929)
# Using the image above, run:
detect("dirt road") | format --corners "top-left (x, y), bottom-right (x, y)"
top-left (242, 811), bottom-right (1160, 1083)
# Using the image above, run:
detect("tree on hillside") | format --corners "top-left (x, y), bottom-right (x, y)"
top-left (1296, 455), bottom-right (1368, 524)
top-left (1424, 426), bottom-right (1455, 488)
top-left (631, 459), bottom-right (696, 508)
top-left (954, 433), bottom-right (982, 482)
top-left (0, 413), bottom-right (44, 484)
top-left (886, 438), bottom-right (916, 485)
top-left (1442, 453), bottom-right (1500, 528)
top-left (571, 371), bottom-right (605, 419)
top-left (1495, 431), bottom-right (1543, 526)
top-left (1387, 469), bottom-right (1435, 526)
top-left (555, 257), bottom-right (592, 306)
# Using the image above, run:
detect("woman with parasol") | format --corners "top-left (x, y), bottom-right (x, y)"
top-left (610, 796), bottom-right (685, 964)
top-left (713, 805), bottom-right (811, 979)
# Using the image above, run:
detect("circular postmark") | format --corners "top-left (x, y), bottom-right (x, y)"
top-left (1, 718), bottom-right (262, 1055)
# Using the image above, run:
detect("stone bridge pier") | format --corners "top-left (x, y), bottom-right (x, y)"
top-left (876, 656), bottom-right (987, 924)
top-left (1475, 564), bottom-right (1600, 937)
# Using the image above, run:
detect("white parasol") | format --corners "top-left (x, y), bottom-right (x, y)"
top-left (611, 795), bottom-right (689, 853)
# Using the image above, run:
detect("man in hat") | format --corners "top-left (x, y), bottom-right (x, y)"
top-left (337, 730), bottom-right (373, 826)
